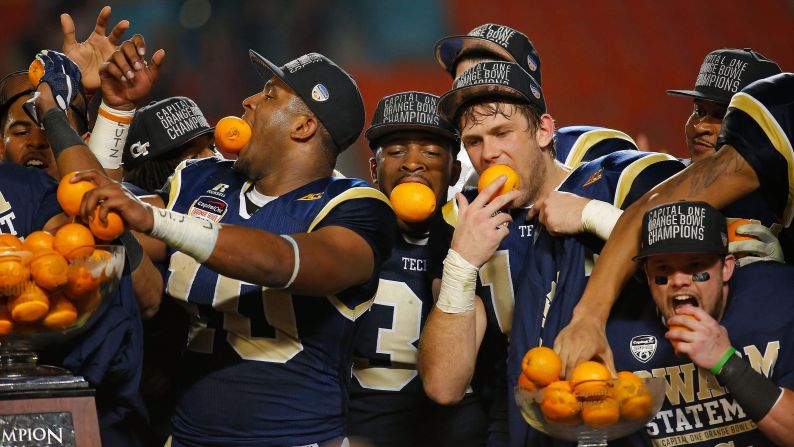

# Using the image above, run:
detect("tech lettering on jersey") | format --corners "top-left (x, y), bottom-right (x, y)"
top-left (635, 341), bottom-right (780, 445)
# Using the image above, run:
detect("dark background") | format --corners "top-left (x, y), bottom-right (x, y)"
top-left (2, 0), bottom-right (792, 179)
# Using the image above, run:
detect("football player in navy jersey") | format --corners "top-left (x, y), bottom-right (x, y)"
top-left (347, 91), bottom-right (489, 446)
top-left (72, 38), bottom-right (396, 446)
top-left (553, 73), bottom-right (794, 378)
top-left (607, 201), bottom-right (794, 445)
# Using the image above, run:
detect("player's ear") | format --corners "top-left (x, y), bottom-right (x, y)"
top-left (721, 254), bottom-right (736, 282)
top-left (291, 115), bottom-right (318, 143)
top-left (536, 113), bottom-right (555, 150)
top-left (450, 158), bottom-right (462, 186)
top-left (0, 138), bottom-right (5, 160)
top-left (369, 156), bottom-right (378, 184)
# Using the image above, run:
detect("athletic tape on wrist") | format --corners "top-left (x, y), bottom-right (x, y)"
top-left (581, 199), bottom-right (623, 241)
top-left (277, 235), bottom-right (301, 289)
top-left (42, 108), bottom-right (85, 159)
top-left (436, 249), bottom-right (479, 313)
top-left (118, 230), bottom-right (144, 271)
top-left (716, 353), bottom-right (783, 421)
top-left (149, 207), bottom-right (220, 263)
top-left (88, 101), bottom-right (135, 169)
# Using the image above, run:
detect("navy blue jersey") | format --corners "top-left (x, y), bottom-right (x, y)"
top-left (718, 73), bottom-right (794, 229)
top-left (508, 151), bottom-right (685, 447)
top-left (608, 261), bottom-right (794, 446)
top-left (348, 229), bottom-right (487, 446)
top-left (0, 163), bottom-right (61, 236)
top-left (162, 158), bottom-right (395, 446)
top-left (555, 126), bottom-right (638, 168)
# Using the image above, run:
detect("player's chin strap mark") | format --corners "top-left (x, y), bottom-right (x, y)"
top-left (654, 272), bottom-right (710, 285)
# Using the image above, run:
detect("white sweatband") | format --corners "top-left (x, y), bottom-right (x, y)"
top-left (581, 199), bottom-right (623, 241)
top-left (278, 235), bottom-right (301, 289)
top-left (87, 101), bottom-right (135, 169)
top-left (436, 249), bottom-right (479, 313)
top-left (149, 207), bottom-right (220, 263)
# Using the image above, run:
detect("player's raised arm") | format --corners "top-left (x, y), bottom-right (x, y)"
top-left (554, 72), bottom-right (793, 376)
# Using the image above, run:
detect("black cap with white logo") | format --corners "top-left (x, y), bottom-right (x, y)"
top-left (437, 61), bottom-right (546, 126)
top-left (122, 96), bottom-right (213, 169)
top-left (434, 23), bottom-right (541, 82)
top-left (667, 48), bottom-right (781, 105)
top-left (249, 51), bottom-right (365, 151)
top-left (635, 201), bottom-right (729, 260)
top-left (365, 91), bottom-right (457, 148)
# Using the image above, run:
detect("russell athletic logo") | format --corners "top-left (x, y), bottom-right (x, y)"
top-left (630, 335), bottom-right (657, 363)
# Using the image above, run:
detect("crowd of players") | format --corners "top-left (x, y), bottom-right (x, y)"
top-left (1, 5), bottom-right (793, 447)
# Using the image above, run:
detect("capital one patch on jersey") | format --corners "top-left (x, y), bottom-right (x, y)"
top-left (630, 335), bottom-right (657, 363)
top-left (188, 196), bottom-right (228, 222)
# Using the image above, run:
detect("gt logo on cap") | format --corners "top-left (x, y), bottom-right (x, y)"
top-left (311, 84), bottom-right (329, 102)
top-left (129, 141), bottom-right (150, 158)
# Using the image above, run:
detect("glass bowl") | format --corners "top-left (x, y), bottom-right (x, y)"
top-left (0, 244), bottom-right (125, 351)
top-left (514, 377), bottom-right (666, 446)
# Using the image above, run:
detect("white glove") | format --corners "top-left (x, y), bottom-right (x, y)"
top-left (729, 223), bottom-right (784, 267)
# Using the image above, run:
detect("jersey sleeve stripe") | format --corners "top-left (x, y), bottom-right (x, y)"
top-left (165, 159), bottom-right (191, 210)
top-left (729, 92), bottom-right (794, 227)
top-left (613, 153), bottom-right (677, 209)
top-left (307, 187), bottom-right (391, 232)
top-left (565, 129), bottom-right (637, 168)
top-left (442, 198), bottom-right (458, 227)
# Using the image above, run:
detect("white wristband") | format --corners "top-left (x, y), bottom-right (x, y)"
top-left (88, 101), bottom-right (135, 169)
top-left (149, 207), bottom-right (220, 263)
top-left (436, 249), bottom-right (479, 313)
top-left (581, 199), bottom-right (623, 241)
top-left (278, 235), bottom-right (301, 289)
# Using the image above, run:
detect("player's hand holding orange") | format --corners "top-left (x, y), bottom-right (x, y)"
top-left (70, 170), bottom-right (154, 234)
top-left (665, 304), bottom-right (732, 372)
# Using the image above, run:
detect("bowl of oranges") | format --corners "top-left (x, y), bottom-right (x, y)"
top-left (515, 347), bottom-right (665, 444)
top-left (0, 229), bottom-right (125, 349)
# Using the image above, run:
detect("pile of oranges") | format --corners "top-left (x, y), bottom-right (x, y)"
top-left (0, 172), bottom-right (124, 335)
top-left (518, 347), bottom-right (653, 428)
top-left (0, 231), bottom-right (111, 334)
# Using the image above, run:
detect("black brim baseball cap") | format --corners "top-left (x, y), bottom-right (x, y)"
top-left (634, 201), bottom-right (728, 261)
top-left (437, 61), bottom-right (545, 125)
top-left (667, 48), bottom-right (782, 105)
top-left (249, 50), bottom-right (365, 151)
top-left (434, 23), bottom-right (541, 83)
top-left (365, 91), bottom-right (458, 147)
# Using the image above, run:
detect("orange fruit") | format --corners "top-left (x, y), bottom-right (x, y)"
top-left (389, 182), bottom-right (437, 223)
top-left (582, 397), bottom-right (620, 428)
top-left (88, 208), bottom-right (125, 241)
top-left (23, 231), bottom-right (54, 253)
top-left (727, 218), bottom-right (758, 243)
top-left (540, 380), bottom-right (581, 425)
top-left (517, 372), bottom-right (537, 392)
top-left (0, 307), bottom-right (13, 335)
top-left (0, 234), bottom-right (24, 252)
top-left (29, 250), bottom-right (69, 291)
top-left (0, 255), bottom-right (30, 295)
top-left (615, 372), bottom-right (652, 420)
top-left (522, 346), bottom-right (562, 387)
top-left (668, 314), bottom-right (696, 353)
top-left (8, 282), bottom-right (50, 322)
top-left (28, 58), bottom-right (44, 86)
top-left (53, 223), bottom-right (95, 261)
top-left (571, 361), bottom-right (612, 400)
top-left (477, 164), bottom-right (520, 197)
top-left (214, 116), bottom-right (252, 152)
top-left (57, 172), bottom-right (96, 216)
top-left (42, 293), bottom-right (78, 330)
top-left (64, 262), bottom-right (102, 299)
